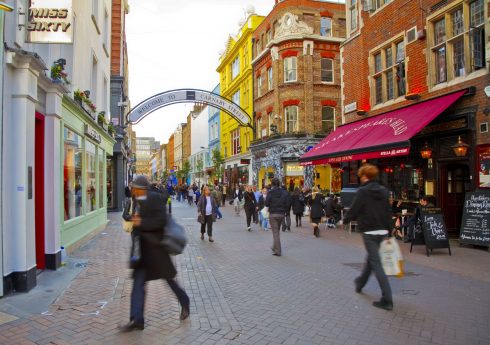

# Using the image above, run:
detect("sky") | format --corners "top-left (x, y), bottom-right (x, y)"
top-left (126, 0), bottom-right (276, 144)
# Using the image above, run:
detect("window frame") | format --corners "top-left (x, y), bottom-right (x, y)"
top-left (231, 128), bottom-right (241, 156)
top-left (231, 56), bottom-right (240, 80)
top-left (267, 67), bottom-right (273, 91)
top-left (349, 0), bottom-right (358, 32)
top-left (320, 17), bottom-right (333, 37)
top-left (321, 106), bottom-right (335, 133)
top-left (284, 56), bottom-right (297, 83)
top-left (321, 58), bottom-right (334, 83)
top-left (257, 74), bottom-right (263, 97)
top-left (285, 106), bottom-right (299, 133)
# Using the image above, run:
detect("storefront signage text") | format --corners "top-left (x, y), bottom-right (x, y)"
top-left (85, 125), bottom-right (101, 143)
top-left (420, 118), bottom-right (467, 135)
top-left (344, 102), bottom-right (357, 114)
top-left (27, 0), bottom-right (73, 44)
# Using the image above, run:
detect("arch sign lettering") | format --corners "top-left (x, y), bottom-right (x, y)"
top-left (127, 89), bottom-right (252, 128)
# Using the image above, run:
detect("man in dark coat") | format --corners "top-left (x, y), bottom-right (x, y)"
top-left (120, 175), bottom-right (190, 332)
top-left (343, 164), bottom-right (393, 311)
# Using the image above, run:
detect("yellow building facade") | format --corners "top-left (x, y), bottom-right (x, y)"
top-left (217, 14), bottom-right (264, 188)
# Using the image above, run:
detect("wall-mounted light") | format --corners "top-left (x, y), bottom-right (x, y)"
top-left (420, 141), bottom-right (432, 159)
top-left (451, 136), bottom-right (469, 157)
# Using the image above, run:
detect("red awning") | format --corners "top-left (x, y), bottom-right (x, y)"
top-left (300, 91), bottom-right (466, 165)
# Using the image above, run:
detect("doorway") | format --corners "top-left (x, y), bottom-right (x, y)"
top-left (35, 113), bottom-right (45, 269)
top-left (440, 163), bottom-right (470, 236)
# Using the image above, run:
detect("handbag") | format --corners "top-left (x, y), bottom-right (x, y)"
top-left (303, 205), bottom-right (311, 217)
top-left (161, 216), bottom-right (187, 255)
top-left (197, 214), bottom-right (205, 224)
top-left (129, 233), bottom-right (142, 269)
top-left (122, 199), bottom-right (133, 233)
top-left (260, 206), bottom-right (270, 219)
top-left (379, 238), bottom-right (404, 278)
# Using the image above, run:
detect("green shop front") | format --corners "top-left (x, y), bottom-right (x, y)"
top-left (61, 97), bottom-right (115, 250)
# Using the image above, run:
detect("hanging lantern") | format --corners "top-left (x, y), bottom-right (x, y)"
top-left (420, 141), bottom-right (432, 159)
top-left (452, 136), bottom-right (469, 157)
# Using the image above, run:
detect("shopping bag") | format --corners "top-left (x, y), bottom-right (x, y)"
top-left (197, 214), bottom-right (205, 224)
top-left (260, 206), bottom-right (270, 219)
top-left (161, 216), bottom-right (187, 255)
top-left (122, 199), bottom-right (133, 233)
top-left (379, 238), bottom-right (404, 278)
top-left (129, 233), bottom-right (142, 269)
top-left (303, 206), bottom-right (310, 217)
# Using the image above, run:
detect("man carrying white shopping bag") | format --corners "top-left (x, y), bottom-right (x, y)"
top-left (343, 164), bottom-right (393, 311)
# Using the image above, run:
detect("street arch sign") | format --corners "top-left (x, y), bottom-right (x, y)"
top-left (127, 89), bottom-right (252, 128)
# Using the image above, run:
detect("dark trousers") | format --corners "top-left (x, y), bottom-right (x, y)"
top-left (269, 214), bottom-right (283, 255)
top-left (294, 213), bottom-right (302, 226)
top-left (356, 234), bottom-right (393, 303)
top-left (200, 214), bottom-right (213, 236)
top-left (281, 212), bottom-right (291, 230)
top-left (130, 269), bottom-right (189, 324)
top-left (245, 207), bottom-right (254, 227)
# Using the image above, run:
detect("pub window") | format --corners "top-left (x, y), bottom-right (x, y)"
top-left (320, 17), bottom-right (332, 37)
top-left (63, 127), bottom-right (83, 221)
top-left (267, 67), bottom-right (273, 90)
top-left (429, 0), bottom-right (486, 86)
top-left (321, 107), bottom-right (335, 133)
top-left (86, 141), bottom-right (97, 212)
top-left (284, 56), bottom-right (297, 82)
top-left (257, 74), bottom-right (263, 97)
top-left (370, 38), bottom-right (406, 105)
top-left (285, 106), bottom-right (299, 133)
top-left (321, 58), bottom-right (334, 83)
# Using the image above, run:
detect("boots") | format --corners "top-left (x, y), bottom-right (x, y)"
top-left (313, 226), bottom-right (319, 237)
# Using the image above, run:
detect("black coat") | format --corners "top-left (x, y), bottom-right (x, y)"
top-left (291, 194), bottom-right (305, 215)
top-left (343, 181), bottom-right (392, 233)
top-left (310, 193), bottom-right (325, 219)
top-left (264, 187), bottom-right (289, 214)
top-left (123, 191), bottom-right (176, 281)
top-left (243, 191), bottom-right (257, 210)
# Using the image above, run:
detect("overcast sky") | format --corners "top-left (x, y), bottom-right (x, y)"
top-left (126, 0), bottom-right (275, 144)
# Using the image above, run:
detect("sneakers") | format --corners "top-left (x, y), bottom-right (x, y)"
top-left (208, 237), bottom-right (214, 242)
top-left (372, 300), bottom-right (393, 311)
top-left (247, 227), bottom-right (251, 231)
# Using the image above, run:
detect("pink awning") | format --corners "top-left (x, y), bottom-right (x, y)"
top-left (300, 91), bottom-right (466, 165)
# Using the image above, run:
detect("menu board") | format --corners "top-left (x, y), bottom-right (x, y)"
top-left (421, 212), bottom-right (450, 251)
top-left (459, 192), bottom-right (490, 247)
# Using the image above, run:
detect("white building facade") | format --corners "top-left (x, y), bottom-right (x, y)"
top-left (2, 0), bottom-right (114, 294)
top-left (190, 105), bottom-right (210, 185)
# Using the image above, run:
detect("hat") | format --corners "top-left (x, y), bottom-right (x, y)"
top-left (132, 175), bottom-right (149, 190)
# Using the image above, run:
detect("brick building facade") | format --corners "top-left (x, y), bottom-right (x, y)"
top-left (304, 0), bottom-right (489, 236)
top-left (251, 0), bottom-right (346, 190)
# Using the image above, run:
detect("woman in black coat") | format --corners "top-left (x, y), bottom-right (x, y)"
top-left (291, 187), bottom-right (305, 227)
top-left (120, 176), bottom-right (190, 332)
top-left (243, 185), bottom-right (257, 231)
top-left (309, 186), bottom-right (325, 237)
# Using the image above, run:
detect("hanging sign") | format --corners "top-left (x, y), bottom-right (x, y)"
top-left (27, 0), bottom-right (74, 44)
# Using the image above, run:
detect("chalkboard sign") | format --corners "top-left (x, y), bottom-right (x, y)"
top-left (410, 208), bottom-right (451, 256)
top-left (459, 191), bottom-right (490, 247)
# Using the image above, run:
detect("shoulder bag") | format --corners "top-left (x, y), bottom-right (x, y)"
top-left (122, 199), bottom-right (134, 233)
top-left (161, 216), bottom-right (188, 255)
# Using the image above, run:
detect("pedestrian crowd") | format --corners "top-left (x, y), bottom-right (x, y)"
top-left (120, 164), bottom-right (429, 330)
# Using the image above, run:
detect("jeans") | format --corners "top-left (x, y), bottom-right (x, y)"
top-left (130, 269), bottom-right (189, 324)
top-left (269, 214), bottom-right (283, 255)
top-left (216, 206), bottom-right (223, 219)
top-left (200, 214), bottom-right (213, 236)
top-left (281, 212), bottom-right (291, 231)
top-left (356, 234), bottom-right (393, 303)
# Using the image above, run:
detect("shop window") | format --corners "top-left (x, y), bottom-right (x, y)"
top-left (63, 128), bottom-right (83, 221)
top-left (99, 148), bottom-right (105, 208)
top-left (268, 67), bottom-right (273, 91)
top-left (86, 141), bottom-right (97, 212)
top-left (321, 107), bottom-right (335, 133)
top-left (321, 58), bottom-right (334, 83)
top-left (285, 106), bottom-right (299, 133)
top-left (370, 37), bottom-right (406, 105)
top-left (284, 56), bottom-right (297, 82)
top-left (429, 0), bottom-right (485, 86)
top-left (320, 17), bottom-right (332, 37)
top-left (348, 161), bottom-right (359, 184)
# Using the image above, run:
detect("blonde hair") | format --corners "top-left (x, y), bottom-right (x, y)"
top-left (312, 186), bottom-right (319, 200)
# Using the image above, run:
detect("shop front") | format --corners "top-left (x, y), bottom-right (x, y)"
top-left (224, 155), bottom-right (252, 189)
top-left (300, 90), bottom-right (476, 236)
top-left (61, 97), bottom-right (115, 251)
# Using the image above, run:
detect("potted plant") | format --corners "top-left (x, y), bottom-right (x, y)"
top-left (97, 112), bottom-right (108, 129)
top-left (108, 123), bottom-right (115, 137)
top-left (50, 59), bottom-right (70, 84)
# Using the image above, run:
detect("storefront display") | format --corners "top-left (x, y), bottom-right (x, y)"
top-left (478, 145), bottom-right (490, 188)
top-left (63, 128), bottom-right (83, 220)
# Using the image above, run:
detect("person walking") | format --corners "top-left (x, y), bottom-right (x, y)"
top-left (221, 184), bottom-right (227, 207)
top-left (253, 186), bottom-right (261, 224)
top-left (343, 164), bottom-right (393, 311)
top-left (243, 185), bottom-right (257, 231)
top-left (257, 187), bottom-right (269, 230)
top-left (211, 188), bottom-right (223, 219)
top-left (197, 186), bottom-right (218, 242)
top-left (281, 189), bottom-right (292, 232)
top-left (232, 184), bottom-right (243, 216)
top-left (309, 186), bottom-right (325, 237)
top-left (265, 178), bottom-right (289, 256)
top-left (120, 175), bottom-right (190, 332)
top-left (291, 187), bottom-right (305, 227)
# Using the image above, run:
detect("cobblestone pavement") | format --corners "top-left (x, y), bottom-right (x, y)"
top-left (0, 201), bottom-right (489, 345)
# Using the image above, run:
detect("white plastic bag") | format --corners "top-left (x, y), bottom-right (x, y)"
top-left (379, 238), bottom-right (404, 277)
top-left (261, 206), bottom-right (269, 219)
top-left (304, 206), bottom-right (310, 217)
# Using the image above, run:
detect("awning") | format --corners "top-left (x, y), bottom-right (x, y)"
top-left (300, 90), bottom-right (466, 165)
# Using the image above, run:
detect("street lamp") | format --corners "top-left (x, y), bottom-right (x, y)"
top-left (451, 136), bottom-right (469, 157)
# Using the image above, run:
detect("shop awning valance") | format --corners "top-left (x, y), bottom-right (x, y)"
top-left (300, 90), bottom-right (466, 165)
